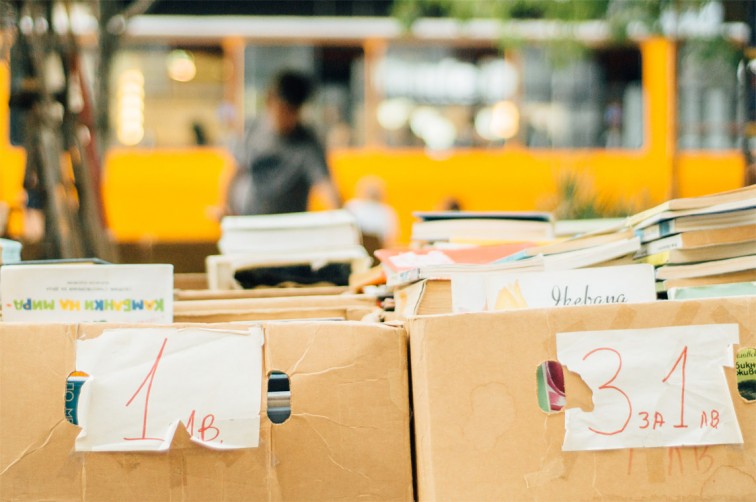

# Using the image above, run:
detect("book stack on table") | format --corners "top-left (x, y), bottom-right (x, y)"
top-left (627, 184), bottom-right (756, 299)
top-left (209, 210), bottom-right (371, 290)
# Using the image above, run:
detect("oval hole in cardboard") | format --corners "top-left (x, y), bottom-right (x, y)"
top-left (536, 361), bottom-right (565, 414)
top-left (267, 371), bottom-right (291, 424)
top-left (736, 347), bottom-right (756, 402)
top-left (65, 371), bottom-right (90, 425)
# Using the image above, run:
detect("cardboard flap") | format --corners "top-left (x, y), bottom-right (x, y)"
top-left (263, 321), bottom-right (412, 501)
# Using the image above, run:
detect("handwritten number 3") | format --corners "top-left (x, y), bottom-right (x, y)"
top-left (583, 347), bottom-right (632, 436)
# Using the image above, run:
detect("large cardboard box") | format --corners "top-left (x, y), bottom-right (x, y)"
top-left (409, 297), bottom-right (756, 500)
top-left (0, 321), bottom-right (412, 501)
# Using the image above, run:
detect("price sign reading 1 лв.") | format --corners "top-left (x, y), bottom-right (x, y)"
top-left (556, 324), bottom-right (742, 452)
top-left (75, 327), bottom-right (264, 452)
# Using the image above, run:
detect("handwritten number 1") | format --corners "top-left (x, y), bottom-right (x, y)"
top-left (583, 347), bottom-right (632, 436)
top-left (662, 345), bottom-right (689, 429)
top-left (124, 337), bottom-right (168, 441)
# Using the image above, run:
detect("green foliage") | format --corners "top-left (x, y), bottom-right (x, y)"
top-left (393, 0), bottom-right (732, 42)
top-left (553, 172), bottom-right (637, 220)
top-left (392, 0), bottom-right (740, 70)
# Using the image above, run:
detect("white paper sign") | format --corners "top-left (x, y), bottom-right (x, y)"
top-left (1, 264), bottom-right (173, 323)
top-left (557, 324), bottom-right (742, 451)
top-left (75, 327), bottom-right (264, 451)
top-left (450, 273), bottom-right (488, 312)
top-left (452, 264), bottom-right (656, 313)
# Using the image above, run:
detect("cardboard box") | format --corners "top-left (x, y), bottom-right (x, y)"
top-left (409, 297), bottom-right (756, 500)
top-left (0, 321), bottom-right (413, 501)
top-left (173, 273), bottom-right (209, 290)
top-left (173, 295), bottom-right (378, 323)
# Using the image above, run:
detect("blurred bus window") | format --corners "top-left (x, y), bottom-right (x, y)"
top-left (520, 45), bottom-right (643, 149)
top-left (373, 44), bottom-right (504, 149)
top-left (371, 43), bottom-right (644, 150)
top-left (112, 45), bottom-right (226, 147)
top-left (677, 39), bottom-right (741, 151)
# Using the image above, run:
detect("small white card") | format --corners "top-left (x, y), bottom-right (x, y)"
top-left (452, 264), bottom-right (657, 313)
top-left (1, 264), bottom-right (173, 323)
top-left (557, 324), bottom-right (742, 451)
top-left (75, 327), bottom-right (264, 452)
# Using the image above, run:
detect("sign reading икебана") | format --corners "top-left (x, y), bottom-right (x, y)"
top-left (557, 324), bottom-right (742, 451)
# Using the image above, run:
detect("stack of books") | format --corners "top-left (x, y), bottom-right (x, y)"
top-left (410, 210), bottom-right (555, 246)
top-left (627, 185), bottom-right (756, 299)
top-left (360, 211), bottom-right (554, 290)
top-left (210, 210), bottom-right (371, 290)
top-left (0, 238), bottom-right (22, 264)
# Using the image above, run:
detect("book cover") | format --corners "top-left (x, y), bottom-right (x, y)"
top-left (414, 210), bottom-right (553, 223)
top-left (1, 264), bottom-right (174, 323)
top-left (411, 218), bottom-right (554, 244)
top-left (631, 198), bottom-right (756, 233)
top-left (375, 242), bottom-right (534, 273)
top-left (627, 184), bottom-right (756, 229)
top-left (660, 269), bottom-right (756, 290)
top-left (219, 210), bottom-right (361, 255)
top-left (636, 240), bottom-right (756, 265)
top-left (638, 208), bottom-right (756, 243)
top-left (502, 229), bottom-right (636, 262)
top-left (0, 238), bottom-right (22, 264)
top-left (655, 254), bottom-right (756, 280)
top-left (667, 281), bottom-right (756, 300)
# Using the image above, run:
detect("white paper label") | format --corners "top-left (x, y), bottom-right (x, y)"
top-left (452, 264), bottom-right (656, 313)
top-left (75, 327), bottom-right (264, 452)
top-left (557, 324), bottom-right (742, 451)
top-left (1, 264), bottom-right (174, 323)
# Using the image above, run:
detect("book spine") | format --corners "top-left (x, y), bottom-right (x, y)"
top-left (494, 250), bottom-right (530, 263)
top-left (635, 251), bottom-right (671, 267)
top-left (636, 234), bottom-right (683, 257)
top-left (638, 220), bottom-right (675, 243)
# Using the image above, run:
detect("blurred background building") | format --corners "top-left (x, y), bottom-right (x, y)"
top-left (0, 0), bottom-right (753, 265)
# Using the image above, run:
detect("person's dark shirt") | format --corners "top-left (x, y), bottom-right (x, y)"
top-left (230, 119), bottom-right (330, 215)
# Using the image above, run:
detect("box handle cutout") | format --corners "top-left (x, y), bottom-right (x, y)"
top-left (737, 347), bottom-right (756, 402)
top-left (65, 371), bottom-right (90, 425)
top-left (267, 371), bottom-right (291, 424)
top-left (536, 361), bottom-right (565, 413)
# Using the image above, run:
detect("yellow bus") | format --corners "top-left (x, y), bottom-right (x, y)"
top-left (0, 15), bottom-right (748, 262)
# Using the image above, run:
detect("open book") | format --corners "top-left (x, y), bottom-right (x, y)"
top-left (388, 237), bottom-right (641, 288)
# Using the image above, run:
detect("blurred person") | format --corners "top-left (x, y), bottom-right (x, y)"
top-left (438, 197), bottom-right (463, 211)
top-left (345, 176), bottom-right (398, 254)
top-left (222, 69), bottom-right (341, 216)
top-left (191, 120), bottom-right (209, 146)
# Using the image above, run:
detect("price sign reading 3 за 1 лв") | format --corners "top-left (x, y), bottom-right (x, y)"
top-left (556, 324), bottom-right (742, 451)
top-left (75, 327), bottom-right (264, 452)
